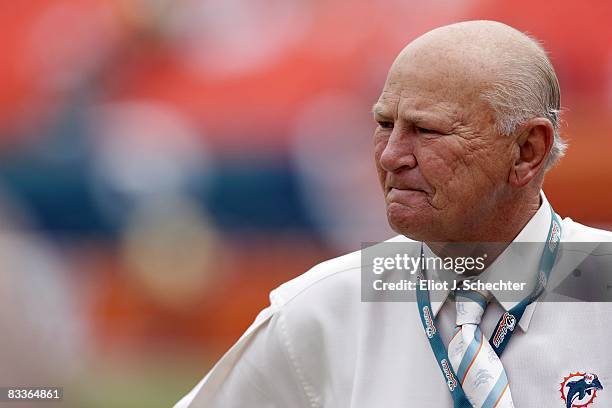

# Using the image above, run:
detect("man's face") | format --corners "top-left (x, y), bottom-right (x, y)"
top-left (373, 49), bottom-right (515, 241)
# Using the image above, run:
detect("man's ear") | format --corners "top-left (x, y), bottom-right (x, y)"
top-left (509, 118), bottom-right (554, 187)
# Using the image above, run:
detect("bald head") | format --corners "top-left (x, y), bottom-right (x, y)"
top-left (391, 20), bottom-right (565, 169)
top-left (399, 20), bottom-right (543, 62)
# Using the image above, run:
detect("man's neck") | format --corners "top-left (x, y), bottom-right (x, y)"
top-left (483, 190), bottom-right (541, 241)
top-left (426, 191), bottom-right (542, 263)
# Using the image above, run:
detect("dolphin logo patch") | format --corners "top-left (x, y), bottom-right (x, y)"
top-left (560, 372), bottom-right (604, 407)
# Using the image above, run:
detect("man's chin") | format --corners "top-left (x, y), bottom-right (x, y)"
top-left (386, 203), bottom-right (432, 240)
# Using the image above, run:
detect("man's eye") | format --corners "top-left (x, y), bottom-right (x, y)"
top-left (378, 121), bottom-right (394, 129)
top-left (416, 126), bottom-right (438, 134)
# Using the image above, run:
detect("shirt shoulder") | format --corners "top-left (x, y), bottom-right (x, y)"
top-left (561, 216), bottom-right (612, 242)
top-left (255, 235), bottom-right (415, 407)
top-left (269, 235), bottom-right (413, 310)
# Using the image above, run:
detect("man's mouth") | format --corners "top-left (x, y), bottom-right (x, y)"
top-left (386, 187), bottom-right (428, 204)
top-left (387, 186), bottom-right (425, 194)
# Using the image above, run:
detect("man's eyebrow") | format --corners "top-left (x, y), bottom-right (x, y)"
top-left (371, 103), bottom-right (458, 129)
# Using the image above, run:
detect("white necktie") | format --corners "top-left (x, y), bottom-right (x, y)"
top-left (447, 290), bottom-right (515, 408)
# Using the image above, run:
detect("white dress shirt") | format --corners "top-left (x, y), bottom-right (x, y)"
top-left (175, 192), bottom-right (612, 407)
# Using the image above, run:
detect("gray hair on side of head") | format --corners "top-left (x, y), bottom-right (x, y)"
top-left (480, 34), bottom-right (567, 171)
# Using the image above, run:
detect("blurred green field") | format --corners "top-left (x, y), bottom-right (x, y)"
top-left (72, 352), bottom-right (214, 408)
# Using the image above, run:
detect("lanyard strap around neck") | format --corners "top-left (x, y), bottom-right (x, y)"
top-left (415, 205), bottom-right (562, 406)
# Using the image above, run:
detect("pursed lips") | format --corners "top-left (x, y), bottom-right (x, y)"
top-left (385, 174), bottom-right (431, 199)
top-left (385, 184), bottom-right (428, 195)
top-left (385, 174), bottom-right (430, 194)
top-left (384, 179), bottom-right (431, 205)
top-left (385, 187), bottom-right (429, 207)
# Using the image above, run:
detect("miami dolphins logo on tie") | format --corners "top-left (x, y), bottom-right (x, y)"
top-left (560, 372), bottom-right (604, 407)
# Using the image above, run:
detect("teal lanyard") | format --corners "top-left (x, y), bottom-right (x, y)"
top-left (415, 206), bottom-right (562, 407)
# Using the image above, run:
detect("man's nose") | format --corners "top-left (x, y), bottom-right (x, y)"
top-left (379, 130), bottom-right (417, 172)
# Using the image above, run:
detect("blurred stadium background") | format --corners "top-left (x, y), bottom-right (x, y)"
top-left (0, 0), bottom-right (610, 406)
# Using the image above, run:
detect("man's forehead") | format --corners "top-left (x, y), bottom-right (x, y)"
top-left (373, 88), bottom-right (465, 118)
top-left (388, 51), bottom-right (492, 95)
top-left (374, 58), bottom-right (494, 123)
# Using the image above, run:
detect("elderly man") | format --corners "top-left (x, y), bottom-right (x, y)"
top-left (175, 21), bottom-right (611, 407)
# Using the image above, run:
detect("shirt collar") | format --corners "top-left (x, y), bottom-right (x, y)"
top-left (426, 191), bottom-right (552, 332)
